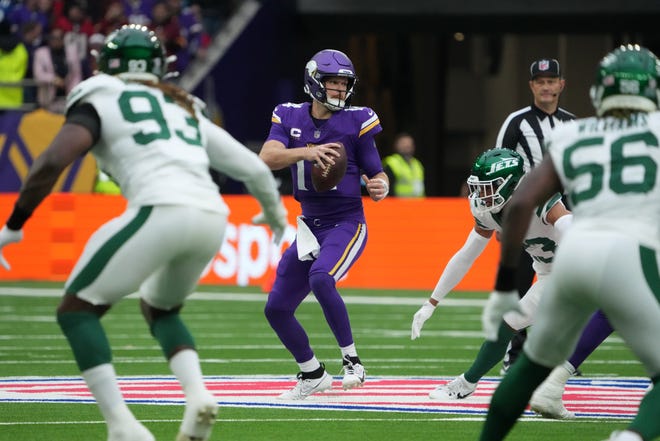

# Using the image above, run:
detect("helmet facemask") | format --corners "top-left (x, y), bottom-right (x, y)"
top-left (322, 76), bottom-right (355, 111)
top-left (304, 49), bottom-right (357, 111)
top-left (467, 148), bottom-right (525, 214)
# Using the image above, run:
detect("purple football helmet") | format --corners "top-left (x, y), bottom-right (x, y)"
top-left (304, 49), bottom-right (357, 111)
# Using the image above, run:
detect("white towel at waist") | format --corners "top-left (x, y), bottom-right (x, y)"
top-left (296, 216), bottom-right (320, 261)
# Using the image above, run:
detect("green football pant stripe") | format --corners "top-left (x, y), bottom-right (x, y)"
top-left (68, 206), bottom-right (152, 294)
top-left (57, 311), bottom-right (112, 371)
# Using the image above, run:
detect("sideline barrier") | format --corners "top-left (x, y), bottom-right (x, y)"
top-left (0, 194), bottom-right (499, 291)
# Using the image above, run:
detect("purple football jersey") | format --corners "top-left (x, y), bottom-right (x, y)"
top-left (267, 102), bottom-right (384, 221)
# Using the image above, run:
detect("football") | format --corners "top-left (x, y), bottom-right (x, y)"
top-left (311, 143), bottom-right (347, 192)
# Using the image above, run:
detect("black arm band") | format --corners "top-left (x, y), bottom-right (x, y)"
top-left (6, 203), bottom-right (33, 230)
top-left (494, 265), bottom-right (517, 291)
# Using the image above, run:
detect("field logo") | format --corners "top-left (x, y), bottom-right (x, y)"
top-left (0, 375), bottom-right (647, 419)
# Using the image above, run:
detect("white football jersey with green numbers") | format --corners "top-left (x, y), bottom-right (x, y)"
top-left (471, 193), bottom-right (564, 276)
top-left (547, 112), bottom-right (660, 249)
top-left (67, 74), bottom-right (226, 214)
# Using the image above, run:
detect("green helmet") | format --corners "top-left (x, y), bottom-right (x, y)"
top-left (97, 24), bottom-right (167, 80)
top-left (590, 44), bottom-right (660, 116)
top-left (467, 148), bottom-right (524, 214)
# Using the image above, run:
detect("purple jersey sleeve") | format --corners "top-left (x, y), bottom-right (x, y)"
top-left (266, 103), bottom-right (383, 221)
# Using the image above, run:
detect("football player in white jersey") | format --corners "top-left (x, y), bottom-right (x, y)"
top-left (480, 45), bottom-right (660, 441)
top-left (0, 25), bottom-right (287, 441)
top-left (411, 148), bottom-right (572, 400)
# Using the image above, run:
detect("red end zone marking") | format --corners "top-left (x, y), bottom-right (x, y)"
top-left (0, 376), bottom-right (648, 418)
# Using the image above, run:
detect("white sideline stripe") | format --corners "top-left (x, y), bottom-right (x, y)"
top-left (0, 287), bottom-right (486, 307)
top-left (0, 418), bottom-right (612, 426)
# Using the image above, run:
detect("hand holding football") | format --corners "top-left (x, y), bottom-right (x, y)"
top-left (311, 143), bottom-right (347, 192)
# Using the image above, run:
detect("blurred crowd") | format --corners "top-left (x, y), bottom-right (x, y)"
top-left (0, 0), bottom-right (236, 112)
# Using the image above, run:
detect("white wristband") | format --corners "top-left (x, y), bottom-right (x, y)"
top-left (373, 178), bottom-right (389, 196)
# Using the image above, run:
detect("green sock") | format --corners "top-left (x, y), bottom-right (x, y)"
top-left (151, 312), bottom-right (195, 359)
top-left (479, 353), bottom-right (551, 441)
top-left (57, 311), bottom-right (112, 371)
top-left (629, 375), bottom-right (660, 439)
top-left (464, 322), bottom-right (515, 383)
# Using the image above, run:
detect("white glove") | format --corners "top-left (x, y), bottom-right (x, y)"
top-left (481, 290), bottom-right (520, 341)
top-left (252, 203), bottom-right (288, 244)
top-left (0, 225), bottom-right (24, 270)
top-left (411, 300), bottom-right (436, 340)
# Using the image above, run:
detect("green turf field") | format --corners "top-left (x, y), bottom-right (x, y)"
top-left (0, 282), bottom-right (646, 440)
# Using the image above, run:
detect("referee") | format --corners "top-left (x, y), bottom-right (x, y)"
top-left (495, 58), bottom-right (576, 373)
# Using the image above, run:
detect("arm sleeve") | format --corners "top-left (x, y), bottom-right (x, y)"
top-left (552, 213), bottom-right (573, 243)
top-left (430, 228), bottom-right (490, 302)
top-left (203, 120), bottom-right (283, 216)
top-left (356, 134), bottom-right (384, 178)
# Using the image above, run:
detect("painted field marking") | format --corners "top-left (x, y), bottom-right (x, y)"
top-left (0, 375), bottom-right (648, 419)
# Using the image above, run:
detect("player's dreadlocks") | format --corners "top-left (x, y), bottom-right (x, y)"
top-left (134, 80), bottom-right (199, 121)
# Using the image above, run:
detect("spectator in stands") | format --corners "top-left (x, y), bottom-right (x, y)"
top-left (18, 20), bottom-right (44, 105)
top-left (49, 0), bottom-right (65, 25)
top-left (0, 18), bottom-right (29, 110)
top-left (55, 1), bottom-right (94, 68)
top-left (33, 26), bottom-right (81, 113)
top-left (8, 0), bottom-right (51, 35)
top-left (149, 1), bottom-right (185, 71)
top-left (382, 132), bottom-right (425, 197)
top-left (95, 1), bottom-right (126, 36)
top-left (166, 0), bottom-right (209, 70)
top-left (122, 0), bottom-right (155, 26)
top-left (81, 32), bottom-right (104, 79)
top-left (54, 1), bottom-right (95, 36)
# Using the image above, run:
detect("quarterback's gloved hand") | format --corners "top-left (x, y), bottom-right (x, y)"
top-left (252, 203), bottom-right (288, 245)
top-left (481, 290), bottom-right (520, 341)
top-left (0, 225), bottom-right (24, 270)
top-left (411, 300), bottom-right (436, 340)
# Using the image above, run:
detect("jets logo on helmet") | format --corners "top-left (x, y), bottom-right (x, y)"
top-left (590, 44), bottom-right (660, 116)
top-left (467, 148), bottom-right (524, 214)
top-left (97, 24), bottom-right (168, 81)
top-left (486, 158), bottom-right (520, 176)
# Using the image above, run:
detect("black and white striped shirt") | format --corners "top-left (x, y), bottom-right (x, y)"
top-left (495, 104), bottom-right (575, 171)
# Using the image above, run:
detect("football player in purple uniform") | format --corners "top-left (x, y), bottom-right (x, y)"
top-left (258, 49), bottom-right (389, 400)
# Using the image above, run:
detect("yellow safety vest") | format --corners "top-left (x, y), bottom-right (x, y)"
top-left (383, 153), bottom-right (425, 197)
top-left (0, 43), bottom-right (28, 108)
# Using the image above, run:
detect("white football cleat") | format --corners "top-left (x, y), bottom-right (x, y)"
top-left (530, 363), bottom-right (576, 419)
top-left (341, 356), bottom-right (366, 390)
top-left (429, 374), bottom-right (477, 400)
top-left (278, 370), bottom-right (333, 400)
top-left (176, 393), bottom-right (218, 441)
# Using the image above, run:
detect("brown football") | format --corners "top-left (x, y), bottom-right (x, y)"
top-left (311, 143), bottom-right (348, 192)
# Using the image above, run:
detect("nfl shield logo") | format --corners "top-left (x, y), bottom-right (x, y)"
top-left (539, 60), bottom-right (550, 71)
